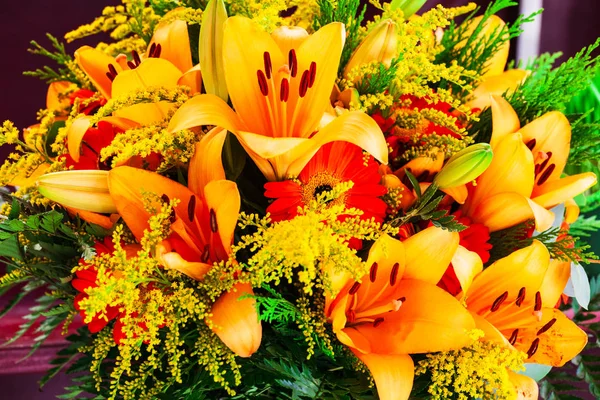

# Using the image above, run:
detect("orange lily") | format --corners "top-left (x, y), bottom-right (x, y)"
top-left (461, 241), bottom-right (587, 369)
top-left (107, 128), bottom-right (261, 357)
top-left (326, 229), bottom-right (475, 400)
top-left (461, 96), bottom-right (596, 232)
top-left (462, 15), bottom-right (529, 110)
top-left (167, 16), bottom-right (388, 181)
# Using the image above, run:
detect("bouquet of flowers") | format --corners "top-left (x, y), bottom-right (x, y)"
top-left (1, 0), bottom-right (599, 398)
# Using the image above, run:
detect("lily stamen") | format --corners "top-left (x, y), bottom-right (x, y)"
top-left (537, 318), bottom-right (557, 336)
top-left (508, 328), bottom-right (519, 345)
top-left (515, 287), bottom-right (526, 306)
top-left (353, 298), bottom-right (404, 320)
top-left (187, 195), bottom-right (196, 222)
top-left (490, 291), bottom-right (509, 312)
top-left (288, 49), bottom-right (297, 77)
top-left (263, 51), bottom-right (272, 79)
top-left (527, 338), bottom-right (540, 358)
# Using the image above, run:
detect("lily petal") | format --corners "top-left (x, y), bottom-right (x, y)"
top-left (111, 58), bottom-right (182, 124)
top-left (539, 260), bottom-right (570, 307)
top-left (468, 69), bottom-right (528, 110)
top-left (168, 93), bottom-right (245, 134)
top-left (149, 18), bottom-right (193, 74)
top-left (203, 180), bottom-right (240, 254)
top-left (74, 46), bottom-right (121, 99)
top-left (490, 95), bottom-right (520, 148)
top-left (519, 111), bottom-right (570, 183)
top-left (67, 116), bottom-right (92, 163)
top-left (472, 192), bottom-right (555, 232)
top-left (222, 16), bottom-right (285, 136)
top-left (209, 283), bottom-right (262, 357)
top-left (108, 166), bottom-right (194, 240)
top-left (161, 251), bottom-right (212, 280)
top-left (188, 127), bottom-right (227, 194)
top-left (532, 172), bottom-right (597, 209)
top-left (465, 241), bottom-right (550, 315)
top-left (178, 64), bottom-right (203, 95)
top-left (271, 26), bottom-right (309, 56)
top-left (350, 279), bottom-right (475, 354)
top-left (508, 371), bottom-right (539, 400)
top-left (403, 226), bottom-right (459, 284)
top-left (284, 111), bottom-right (388, 179)
top-left (287, 21), bottom-right (345, 138)
top-left (451, 245), bottom-right (483, 295)
top-left (465, 132), bottom-right (534, 214)
top-left (527, 309), bottom-right (587, 367)
top-left (352, 352), bottom-right (414, 400)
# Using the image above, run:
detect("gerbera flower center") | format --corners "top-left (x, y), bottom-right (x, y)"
top-left (301, 171), bottom-right (344, 206)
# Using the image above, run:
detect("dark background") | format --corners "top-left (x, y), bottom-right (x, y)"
top-left (0, 0), bottom-right (598, 398)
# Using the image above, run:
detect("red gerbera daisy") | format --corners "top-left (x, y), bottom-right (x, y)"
top-left (264, 141), bottom-right (388, 223)
top-left (72, 237), bottom-right (125, 343)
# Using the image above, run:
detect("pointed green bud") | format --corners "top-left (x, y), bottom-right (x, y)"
top-left (37, 170), bottom-right (118, 214)
top-left (434, 143), bottom-right (493, 189)
top-left (199, 0), bottom-right (228, 101)
top-left (390, 0), bottom-right (428, 18)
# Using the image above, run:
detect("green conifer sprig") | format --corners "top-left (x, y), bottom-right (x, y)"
top-left (23, 34), bottom-right (82, 84)
top-left (469, 38), bottom-right (600, 144)
top-left (435, 0), bottom-right (539, 98)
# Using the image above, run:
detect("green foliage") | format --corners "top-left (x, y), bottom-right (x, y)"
top-left (569, 215), bottom-right (600, 238)
top-left (355, 58), bottom-right (401, 96)
top-left (23, 34), bottom-right (82, 85)
top-left (540, 277), bottom-right (600, 399)
top-left (435, 0), bottom-right (538, 98)
top-left (470, 38), bottom-right (600, 144)
top-left (390, 178), bottom-right (467, 231)
top-left (489, 221), bottom-right (597, 265)
top-left (313, 0), bottom-right (366, 73)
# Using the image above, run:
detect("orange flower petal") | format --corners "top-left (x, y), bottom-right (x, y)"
top-left (209, 283), bottom-right (262, 357)
top-left (403, 226), bottom-right (459, 284)
top-left (188, 127), bottom-right (227, 194)
top-left (352, 352), bottom-right (414, 400)
top-left (532, 172), bottom-right (597, 209)
top-left (168, 93), bottom-right (245, 134)
top-left (490, 95), bottom-right (520, 148)
top-left (539, 260), bottom-right (570, 308)
top-left (508, 371), bottom-right (539, 400)
top-left (471, 192), bottom-right (555, 232)
top-left (466, 241), bottom-right (549, 315)
top-left (203, 180), bottom-right (240, 254)
top-left (148, 18), bottom-right (193, 74)
top-left (160, 251), bottom-right (212, 280)
top-left (351, 279), bottom-right (475, 354)
top-left (74, 46), bottom-right (121, 99)
top-left (452, 245), bottom-right (483, 295)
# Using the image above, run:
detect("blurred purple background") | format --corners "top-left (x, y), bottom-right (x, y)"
top-left (0, 0), bottom-right (598, 398)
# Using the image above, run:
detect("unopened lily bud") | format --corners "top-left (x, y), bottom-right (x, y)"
top-left (343, 19), bottom-right (397, 82)
top-left (434, 143), bottom-right (493, 189)
top-left (390, 0), bottom-right (428, 18)
top-left (209, 283), bottom-right (262, 357)
top-left (37, 170), bottom-right (118, 214)
top-left (199, 0), bottom-right (228, 101)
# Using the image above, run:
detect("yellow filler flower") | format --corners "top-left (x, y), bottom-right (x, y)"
top-left (326, 230), bottom-right (475, 400)
top-left (168, 16), bottom-right (388, 181)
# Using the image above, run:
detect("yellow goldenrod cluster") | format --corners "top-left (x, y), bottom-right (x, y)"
top-left (96, 37), bottom-right (147, 57)
top-left (159, 7), bottom-right (204, 26)
top-left (226, 0), bottom-right (317, 32)
top-left (415, 335), bottom-right (527, 400)
top-left (65, 0), bottom-right (160, 45)
top-left (90, 86), bottom-right (191, 124)
top-left (101, 126), bottom-right (199, 171)
top-left (217, 182), bottom-right (397, 298)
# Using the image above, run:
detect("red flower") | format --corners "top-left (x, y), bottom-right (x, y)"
top-left (69, 89), bottom-right (107, 115)
top-left (264, 141), bottom-right (388, 223)
top-left (72, 237), bottom-right (126, 343)
top-left (399, 95), bottom-right (464, 139)
top-left (61, 121), bottom-right (162, 171)
top-left (437, 211), bottom-right (493, 296)
top-left (62, 121), bottom-right (120, 170)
